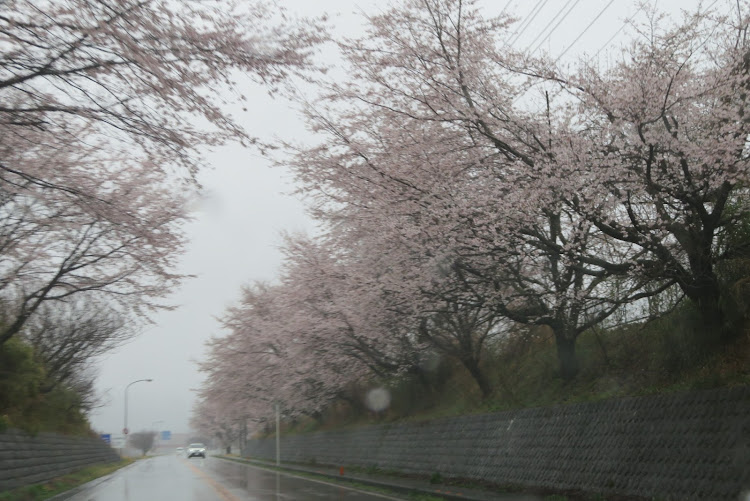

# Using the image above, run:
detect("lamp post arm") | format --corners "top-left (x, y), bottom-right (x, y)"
top-left (124, 378), bottom-right (153, 434)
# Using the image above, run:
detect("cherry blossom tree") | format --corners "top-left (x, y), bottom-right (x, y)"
top-left (310, 219), bottom-right (509, 395)
top-left (553, 3), bottom-right (750, 336)
top-left (283, 0), bottom-right (653, 379)
top-left (201, 279), bottom-right (361, 421)
top-left (278, 235), bottom-right (424, 380)
top-left (0, 0), bottom-right (321, 177)
top-left (204, 0), bottom-right (750, 420)
top-left (417, 298), bottom-right (505, 398)
top-left (191, 396), bottom-right (248, 454)
top-left (0, 0), bottom-right (323, 344)
top-left (197, 231), bottom-right (435, 421)
top-left (0, 141), bottom-right (188, 344)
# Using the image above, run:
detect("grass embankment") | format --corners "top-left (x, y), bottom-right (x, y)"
top-left (284, 305), bottom-right (750, 434)
top-left (0, 459), bottom-right (134, 501)
top-left (0, 338), bottom-right (91, 436)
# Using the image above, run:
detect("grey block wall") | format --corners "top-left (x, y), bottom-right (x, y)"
top-left (243, 386), bottom-right (750, 501)
top-left (0, 429), bottom-right (120, 491)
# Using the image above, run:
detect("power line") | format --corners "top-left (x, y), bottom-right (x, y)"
top-left (528, 0), bottom-right (582, 55)
top-left (588, 0), bottom-right (724, 63)
top-left (499, 0), bottom-right (514, 15)
top-left (555, 0), bottom-right (616, 63)
top-left (526, 0), bottom-right (579, 54)
top-left (509, 0), bottom-right (550, 46)
top-left (588, 3), bottom-right (644, 61)
top-left (504, 0), bottom-right (548, 47)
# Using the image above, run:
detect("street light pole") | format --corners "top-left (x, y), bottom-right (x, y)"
top-left (124, 378), bottom-right (153, 443)
top-left (275, 402), bottom-right (280, 466)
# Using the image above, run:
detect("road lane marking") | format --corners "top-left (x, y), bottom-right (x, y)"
top-left (184, 459), bottom-right (241, 501)
top-left (271, 471), bottom-right (406, 501)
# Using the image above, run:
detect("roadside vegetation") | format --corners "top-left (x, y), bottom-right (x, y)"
top-left (288, 303), bottom-right (750, 433)
top-left (0, 337), bottom-right (91, 435)
top-left (0, 459), bottom-right (134, 501)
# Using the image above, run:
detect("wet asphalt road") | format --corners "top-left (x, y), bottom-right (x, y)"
top-left (65, 455), bottom-right (402, 501)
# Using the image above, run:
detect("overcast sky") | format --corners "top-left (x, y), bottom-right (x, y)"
top-left (88, 0), bottom-right (718, 438)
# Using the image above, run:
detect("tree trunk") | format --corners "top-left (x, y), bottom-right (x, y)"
top-left (680, 233), bottom-right (729, 337)
top-left (694, 284), bottom-right (726, 332)
top-left (461, 357), bottom-right (492, 398)
top-left (554, 332), bottom-right (579, 380)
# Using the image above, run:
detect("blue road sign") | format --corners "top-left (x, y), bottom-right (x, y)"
top-left (160, 430), bottom-right (171, 441)
top-left (100, 433), bottom-right (111, 445)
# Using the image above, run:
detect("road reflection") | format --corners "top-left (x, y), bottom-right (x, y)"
top-left (65, 455), bottom-right (400, 500)
top-left (208, 458), bottom-right (392, 499)
top-left (67, 455), bottom-right (225, 501)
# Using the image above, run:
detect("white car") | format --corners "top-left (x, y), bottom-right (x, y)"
top-left (176, 447), bottom-right (184, 455)
top-left (187, 443), bottom-right (206, 459)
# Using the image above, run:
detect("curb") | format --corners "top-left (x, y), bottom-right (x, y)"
top-left (215, 455), bottom-right (499, 501)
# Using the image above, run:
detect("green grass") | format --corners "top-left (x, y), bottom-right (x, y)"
top-left (0, 459), bottom-right (134, 501)
top-left (0, 338), bottom-right (93, 437)
top-left (279, 304), bottom-right (750, 437)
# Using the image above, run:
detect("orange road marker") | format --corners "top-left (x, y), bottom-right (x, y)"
top-left (185, 460), bottom-right (241, 501)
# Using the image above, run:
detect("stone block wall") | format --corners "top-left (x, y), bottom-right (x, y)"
top-left (243, 386), bottom-right (750, 500)
top-left (0, 429), bottom-right (120, 491)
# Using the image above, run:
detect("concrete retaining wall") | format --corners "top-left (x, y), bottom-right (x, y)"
top-left (0, 429), bottom-right (120, 491)
top-left (243, 386), bottom-right (750, 500)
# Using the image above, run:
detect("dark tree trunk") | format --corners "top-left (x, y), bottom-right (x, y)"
top-left (679, 228), bottom-right (730, 337)
top-left (461, 357), bottom-right (492, 398)
top-left (407, 364), bottom-right (432, 390)
top-left (555, 333), bottom-right (579, 380)
top-left (690, 281), bottom-right (726, 333)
